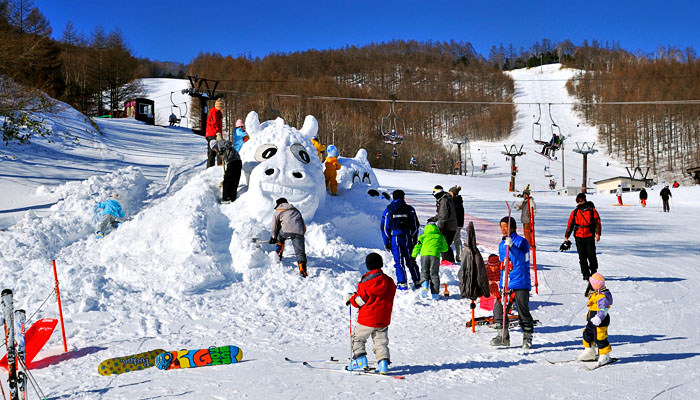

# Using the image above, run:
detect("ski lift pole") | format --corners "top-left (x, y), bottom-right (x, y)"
top-left (527, 197), bottom-right (538, 294)
top-left (51, 260), bottom-right (68, 352)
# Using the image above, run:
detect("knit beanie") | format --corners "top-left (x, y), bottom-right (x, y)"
top-left (576, 193), bottom-right (587, 202)
top-left (215, 98), bottom-right (224, 110)
top-left (433, 185), bottom-right (444, 198)
top-left (449, 186), bottom-right (461, 195)
top-left (365, 253), bottom-right (383, 270)
top-left (275, 198), bottom-right (288, 208)
top-left (500, 216), bottom-right (517, 229)
top-left (392, 190), bottom-right (405, 200)
top-left (589, 273), bottom-right (605, 290)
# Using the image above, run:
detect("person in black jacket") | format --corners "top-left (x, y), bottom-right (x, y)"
top-left (639, 188), bottom-right (648, 207)
top-left (449, 186), bottom-right (465, 263)
top-left (428, 185), bottom-right (458, 263)
top-left (660, 185), bottom-right (672, 212)
top-left (211, 133), bottom-right (242, 203)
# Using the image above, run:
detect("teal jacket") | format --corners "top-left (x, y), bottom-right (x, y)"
top-left (411, 224), bottom-right (449, 258)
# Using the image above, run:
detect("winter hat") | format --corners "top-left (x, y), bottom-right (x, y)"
top-left (576, 193), bottom-right (587, 203)
top-left (365, 252), bottom-right (383, 270)
top-left (215, 98), bottom-right (224, 109)
top-left (433, 185), bottom-right (444, 198)
top-left (449, 185), bottom-right (461, 195)
top-left (392, 189), bottom-right (405, 200)
top-left (235, 119), bottom-right (244, 128)
top-left (110, 193), bottom-right (119, 200)
top-left (275, 198), bottom-right (288, 208)
top-left (589, 273), bottom-right (606, 290)
top-left (500, 216), bottom-right (517, 229)
top-left (327, 145), bottom-right (339, 158)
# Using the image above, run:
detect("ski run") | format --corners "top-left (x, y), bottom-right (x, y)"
top-left (1, 65), bottom-right (699, 399)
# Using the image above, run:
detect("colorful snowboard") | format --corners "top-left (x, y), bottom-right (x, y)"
top-left (155, 345), bottom-right (243, 370)
top-left (466, 314), bottom-right (541, 328)
top-left (98, 349), bottom-right (166, 376)
top-left (0, 318), bottom-right (57, 369)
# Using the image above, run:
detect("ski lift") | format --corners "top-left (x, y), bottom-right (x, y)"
top-left (380, 100), bottom-right (406, 143)
top-left (531, 104), bottom-right (543, 144)
top-left (548, 103), bottom-right (562, 142)
top-left (534, 104), bottom-right (563, 160)
top-left (544, 161), bottom-right (553, 177)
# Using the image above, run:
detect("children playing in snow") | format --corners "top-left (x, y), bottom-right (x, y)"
top-left (345, 253), bottom-right (397, 374)
top-left (577, 273), bottom-right (614, 367)
top-left (411, 223), bottom-right (448, 299)
top-left (95, 193), bottom-right (125, 238)
top-left (324, 145), bottom-right (341, 195)
top-left (270, 198), bottom-right (308, 278)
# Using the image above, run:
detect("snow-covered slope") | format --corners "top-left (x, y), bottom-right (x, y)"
top-left (0, 69), bottom-right (699, 399)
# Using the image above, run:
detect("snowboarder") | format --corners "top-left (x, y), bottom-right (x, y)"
top-left (660, 185), bottom-right (672, 212)
top-left (345, 253), bottom-right (397, 374)
top-left (95, 193), bottom-right (125, 238)
top-left (577, 273), bottom-right (614, 367)
top-left (381, 190), bottom-right (420, 291)
top-left (324, 145), bottom-right (341, 196)
top-left (411, 223), bottom-right (449, 299)
top-left (205, 98), bottom-right (224, 168)
top-left (514, 188), bottom-right (536, 243)
top-left (490, 216), bottom-right (534, 349)
top-left (269, 198), bottom-right (308, 278)
top-left (565, 193), bottom-right (602, 282)
top-left (457, 221), bottom-right (490, 301)
top-left (311, 135), bottom-right (326, 162)
top-left (615, 185), bottom-right (623, 205)
top-left (449, 186), bottom-right (465, 263)
top-left (210, 133), bottom-right (242, 203)
top-left (427, 185), bottom-right (458, 264)
top-left (639, 188), bottom-right (648, 207)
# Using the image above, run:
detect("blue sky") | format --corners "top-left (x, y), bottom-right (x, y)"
top-left (34, 0), bottom-right (699, 63)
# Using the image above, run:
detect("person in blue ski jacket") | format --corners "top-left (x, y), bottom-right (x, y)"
top-left (490, 216), bottom-right (534, 349)
top-left (95, 193), bottom-right (125, 237)
top-left (380, 190), bottom-right (420, 291)
top-left (232, 119), bottom-right (250, 152)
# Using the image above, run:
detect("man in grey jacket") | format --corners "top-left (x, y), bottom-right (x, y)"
top-left (514, 189), bottom-right (536, 242)
top-left (269, 198), bottom-right (308, 277)
top-left (428, 185), bottom-right (458, 263)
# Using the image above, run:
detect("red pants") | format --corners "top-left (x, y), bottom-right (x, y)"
top-left (617, 196), bottom-right (623, 205)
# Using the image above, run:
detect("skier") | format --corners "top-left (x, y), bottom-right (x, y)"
top-left (269, 198), bottom-right (308, 278)
top-left (639, 187), bottom-right (648, 207)
top-left (409, 156), bottom-right (417, 168)
top-left (565, 193), bottom-right (602, 282)
top-left (324, 145), bottom-right (342, 196)
top-left (381, 190), bottom-right (420, 291)
top-left (514, 188), bottom-right (536, 242)
top-left (448, 186), bottom-right (464, 263)
top-left (615, 185), bottom-right (623, 205)
top-left (95, 193), bottom-right (125, 238)
top-left (411, 222), bottom-right (449, 299)
top-left (457, 221), bottom-right (490, 301)
top-left (311, 135), bottom-right (326, 162)
top-left (660, 185), bottom-right (672, 212)
top-left (577, 273), bottom-right (614, 367)
top-left (345, 253), bottom-right (397, 374)
top-left (490, 216), bottom-right (534, 349)
top-left (427, 185), bottom-right (458, 264)
top-left (210, 133), bottom-right (242, 203)
top-left (205, 98), bottom-right (224, 168)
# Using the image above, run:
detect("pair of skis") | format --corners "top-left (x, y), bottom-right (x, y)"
top-left (284, 357), bottom-right (404, 380)
top-left (2, 289), bottom-right (26, 400)
top-left (547, 357), bottom-right (620, 370)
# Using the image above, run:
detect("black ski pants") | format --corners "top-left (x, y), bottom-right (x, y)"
top-left (440, 229), bottom-right (457, 263)
top-left (222, 160), bottom-right (242, 202)
top-left (493, 289), bottom-right (534, 336)
top-left (575, 236), bottom-right (598, 280)
top-left (662, 198), bottom-right (670, 212)
top-left (206, 136), bottom-right (217, 168)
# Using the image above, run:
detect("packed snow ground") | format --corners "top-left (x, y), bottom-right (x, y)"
top-left (1, 65), bottom-right (699, 399)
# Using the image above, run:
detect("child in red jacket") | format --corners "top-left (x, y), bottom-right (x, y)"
top-left (345, 253), bottom-right (397, 374)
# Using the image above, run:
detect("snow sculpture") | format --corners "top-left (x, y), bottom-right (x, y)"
top-left (335, 149), bottom-right (380, 191)
top-left (238, 112), bottom-right (325, 222)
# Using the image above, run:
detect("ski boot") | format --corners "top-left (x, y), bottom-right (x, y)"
top-left (397, 283), bottom-right (408, 291)
top-left (522, 331), bottom-right (533, 349)
top-left (431, 293), bottom-right (440, 301)
top-left (597, 353), bottom-right (612, 367)
top-left (577, 346), bottom-right (597, 361)
top-left (377, 359), bottom-right (389, 375)
top-left (347, 355), bottom-right (368, 371)
top-left (420, 281), bottom-right (429, 298)
top-left (490, 329), bottom-right (510, 347)
top-left (298, 262), bottom-right (308, 278)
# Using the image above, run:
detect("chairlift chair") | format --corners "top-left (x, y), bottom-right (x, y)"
top-left (380, 100), bottom-right (406, 142)
top-left (531, 104), bottom-right (544, 145)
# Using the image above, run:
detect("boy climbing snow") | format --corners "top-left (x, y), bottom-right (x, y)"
top-left (269, 198), bottom-right (308, 278)
top-left (577, 273), bottom-right (614, 367)
top-left (411, 223), bottom-right (449, 299)
top-left (345, 253), bottom-right (397, 374)
top-left (95, 193), bottom-right (125, 238)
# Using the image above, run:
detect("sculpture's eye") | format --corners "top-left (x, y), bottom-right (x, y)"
top-left (290, 144), bottom-right (311, 164)
top-left (255, 144), bottom-right (278, 161)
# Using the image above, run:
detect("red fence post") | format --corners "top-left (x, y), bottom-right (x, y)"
top-left (52, 260), bottom-right (68, 352)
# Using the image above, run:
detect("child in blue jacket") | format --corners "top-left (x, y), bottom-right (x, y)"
top-left (96, 193), bottom-right (125, 238)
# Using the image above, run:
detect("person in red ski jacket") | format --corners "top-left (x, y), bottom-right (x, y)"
top-left (565, 193), bottom-right (602, 282)
top-left (345, 253), bottom-right (396, 374)
top-left (205, 98), bottom-right (224, 168)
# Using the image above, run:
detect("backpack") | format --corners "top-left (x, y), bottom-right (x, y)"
top-left (573, 206), bottom-right (596, 236)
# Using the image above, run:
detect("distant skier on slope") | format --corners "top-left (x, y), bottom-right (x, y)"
top-left (615, 185), bottom-right (623, 205)
top-left (565, 193), bottom-right (602, 283)
top-left (660, 185), bottom-right (672, 212)
top-left (577, 273), bottom-right (614, 367)
top-left (381, 190), bottom-right (420, 291)
top-left (345, 253), bottom-right (396, 375)
top-left (639, 187), bottom-right (648, 207)
top-left (411, 222), bottom-right (448, 299)
top-left (95, 193), bottom-right (125, 238)
top-left (269, 198), bottom-right (308, 278)
top-left (324, 145), bottom-right (342, 196)
top-left (490, 216), bottom-right (534, 349)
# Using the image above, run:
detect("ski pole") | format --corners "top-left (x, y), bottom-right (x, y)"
top-left (528, 197), bottom-right (538, 294)
top-left (349, 304), bottom-right (353, 363)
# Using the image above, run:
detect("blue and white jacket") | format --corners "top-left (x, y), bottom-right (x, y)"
top-left (498, 232), bottom-right (531, 290)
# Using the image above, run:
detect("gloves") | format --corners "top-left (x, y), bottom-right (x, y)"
top-left (590, 315), bottom-right (602, 326)
top-left (427, 217), bottom-right (436, 223)
top-left (504, 237), bottom-right (513, 247)
top-left (269, 237), bottom-right (276, 244)
top-left (345, 292), bottom-right (355, 306)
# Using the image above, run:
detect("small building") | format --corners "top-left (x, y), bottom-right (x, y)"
top-left (124, 98), bottom-right (155, 125)
top-left (594, 176), bottom-right (646, 195)
top-left (687, 166), bottom-right (700, 185)
top-left (557, 186), bottom-right (582, 196)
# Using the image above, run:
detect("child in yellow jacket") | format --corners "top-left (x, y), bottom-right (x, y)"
top-left (324, 145), bottom-right (341, 195)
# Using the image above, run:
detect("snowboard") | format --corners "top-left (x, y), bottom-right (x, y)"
top-left (155, 345), bottom-right (243, 370)
top-left (98, 348), bottom-right (166, 376)
top-left (0, 318), bottom-right (57, 369)
top-left (465, 314), bottom-right (541, 328)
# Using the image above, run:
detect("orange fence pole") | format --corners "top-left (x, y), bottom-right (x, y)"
top-left (528, 199), bottom-right (539, 294)
top-left (52, 260), bottom-right (68, 352)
